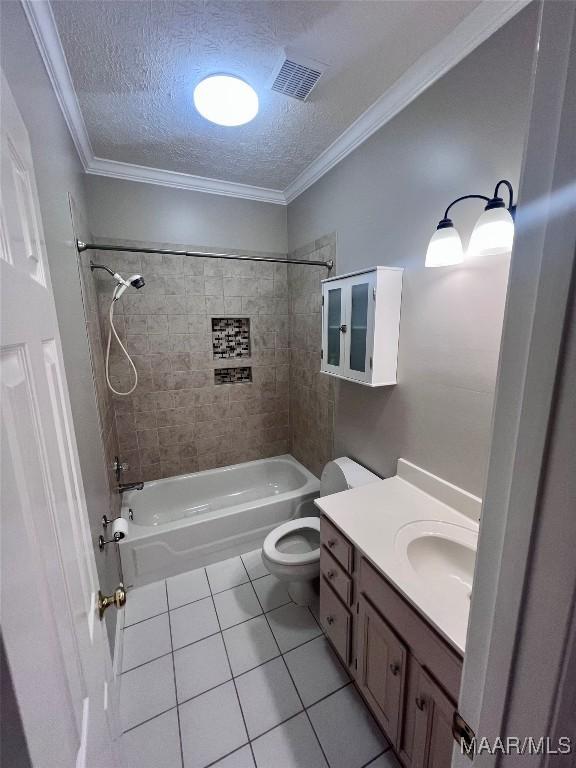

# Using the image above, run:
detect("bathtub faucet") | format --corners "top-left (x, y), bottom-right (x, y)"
top-left (118, 481), bottom-right (144, 495)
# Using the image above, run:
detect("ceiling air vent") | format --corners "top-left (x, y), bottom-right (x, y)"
top-left (270, 53), bottom-right (327, 102)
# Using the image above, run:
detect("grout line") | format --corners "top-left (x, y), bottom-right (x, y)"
top-left (206, 559), bottom-right (256, 767)
top-left (359, 747), bottom-right (392, 768)
top-left (122, 704), bottom-right (178, 735)
top-left (250, 583), bottom-right (331, 768)
top-left (121, 648), bottom-right (173, 675)
top-left (165, 579), bottom-right (185, 768)
top-left (124, 607), bottom-right (168, 629)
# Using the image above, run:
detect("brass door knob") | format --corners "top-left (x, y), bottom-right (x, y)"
top-left (97, 585), bottom-right (126, 620)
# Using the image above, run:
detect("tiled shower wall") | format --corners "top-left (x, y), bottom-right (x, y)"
top-left (288, 235), bottom-right (336, 478)
top-left (94, 240), bottom-right (290, 481)
top-left (77, 244), bottom-right (122, 517)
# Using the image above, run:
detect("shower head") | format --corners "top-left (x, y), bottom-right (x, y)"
top-left (90, 262), bottom-right (145, 296)
top-left (129, 275), bottom-right (145, 290)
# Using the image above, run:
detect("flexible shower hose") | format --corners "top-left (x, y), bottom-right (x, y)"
top-left (106, 284), bottom-right (138, 396)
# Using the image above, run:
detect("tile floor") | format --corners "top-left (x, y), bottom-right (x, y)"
top-left (120, 550), bottom-right (401, 768)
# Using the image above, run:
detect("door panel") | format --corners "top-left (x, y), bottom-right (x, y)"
top-left (1, 71), bottom-right (118, 767)
top-left (356, 596), bottom-right (407, 747)
top-left (343, 272), bottom-right (375, 383)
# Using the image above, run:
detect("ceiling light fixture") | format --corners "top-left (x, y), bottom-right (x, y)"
top-left (193, 74), bottom-right (259, 127)
top-left (425, 179), bottom-right (516, 267)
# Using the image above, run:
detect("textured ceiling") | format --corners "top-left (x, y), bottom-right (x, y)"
top-left (51, 0), bottom-right (482, 190)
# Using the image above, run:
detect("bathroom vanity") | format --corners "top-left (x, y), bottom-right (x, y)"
top-left (315, 460), bottom-right (480, 768)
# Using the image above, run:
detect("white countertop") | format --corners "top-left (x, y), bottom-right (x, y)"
top-left (315, 470), bottom-right (480, 655)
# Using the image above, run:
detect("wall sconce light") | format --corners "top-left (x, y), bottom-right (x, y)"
top-left (425, 179), bottom-right (516, 267)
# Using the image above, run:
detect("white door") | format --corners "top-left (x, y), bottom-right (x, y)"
top-left (0, 73), bottom-right (120, 768)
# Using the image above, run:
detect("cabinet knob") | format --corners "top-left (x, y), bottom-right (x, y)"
top-left (339, 324), bottom-right (347, 334)
top-left (326, 615), bottom-right (334, 625)
top-left (327, 539), bottom-right (337, 549)
top-left (415, 697), bottom-right (426, 711)
top-left (389, 663), bottom-right (400, 676)
top-left (326, 570), bottom-right (336, 580)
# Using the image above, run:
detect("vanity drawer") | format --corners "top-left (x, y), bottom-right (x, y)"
top-left (359, 557), bottom-right (462, 700)
top-left (320, 576), bottom-right (351, 665)
top-left (320, 517), bottom-right (354, 573)
top-left (320, 547), bottom-right (353, 606)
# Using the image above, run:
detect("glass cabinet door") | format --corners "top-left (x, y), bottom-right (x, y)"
top-left (326, 286), bottom-right (342, 367)
top-left (349, 281), bottom-right (369, 372)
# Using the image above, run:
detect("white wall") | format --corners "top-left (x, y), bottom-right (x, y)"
top-left (287, 4), bottom-right (539, 496)
top-left (1, 2), bottom-right (119, 643)
top-left (85, 175), bottom-right (288, 254)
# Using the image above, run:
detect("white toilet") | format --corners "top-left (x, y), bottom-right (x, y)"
top-left (262, 457), bottom-right (380, 605)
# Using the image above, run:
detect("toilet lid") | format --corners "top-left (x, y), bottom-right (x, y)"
top-left (263, 517), bottom-right (320, 566)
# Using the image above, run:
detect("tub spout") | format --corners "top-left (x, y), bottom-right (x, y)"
top-left (118, 481), bottom-right (144, 495)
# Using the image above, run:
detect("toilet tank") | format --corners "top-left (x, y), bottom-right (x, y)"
top-left (320, 457), bottom-right (380, 497)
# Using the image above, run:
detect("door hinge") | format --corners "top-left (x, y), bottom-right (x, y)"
top-left (320, 349), bottom-right (323, 360)
top-left (452, 712), bottom-right (476, 760)
top-left (322, 295), bottom-right (324, 306)
top-left (369, 356), bottom-right (373, 370)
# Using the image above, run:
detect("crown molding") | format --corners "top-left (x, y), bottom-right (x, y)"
top-left (23, 0), bottom-right (529, 207)
top-left (87, 157), bottom-right (287, 204)
top-left (283, 0), bottom-right (531, 203)
top-left (21, 0), bottom-right (93, 168)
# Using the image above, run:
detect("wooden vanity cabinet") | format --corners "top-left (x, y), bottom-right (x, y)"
top-left (355, 595), bottom-right (407, 747)
top-left (319, 515), bottom-right (462, 768)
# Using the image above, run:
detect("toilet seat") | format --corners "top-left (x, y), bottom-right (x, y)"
top-left (262, 517), bottom-right (320, 567)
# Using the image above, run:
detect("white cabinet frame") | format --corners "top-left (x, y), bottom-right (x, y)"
top-left (321, 267), bottom-right (403, 387)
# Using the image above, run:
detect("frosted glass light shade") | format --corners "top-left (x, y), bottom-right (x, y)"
top-left (468, 206), bottom-right (514, 256)
top-left (194, 75), bottom-right (259, 126)
top-left (425, 226), bottom-right (464, 267)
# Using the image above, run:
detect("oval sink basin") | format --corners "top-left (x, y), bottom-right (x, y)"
top-left (394, 520), bottom-right (477, 605)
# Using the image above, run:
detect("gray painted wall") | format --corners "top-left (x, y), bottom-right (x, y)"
top-left (1, 2), bottom-right (120, 645)
top-left (85, 176), bottom-right (288, 254)
top-left (287, 5), bottom-right (539, 496)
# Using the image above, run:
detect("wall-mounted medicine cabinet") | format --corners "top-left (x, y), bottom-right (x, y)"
top-left (321, 267), bottom-right (403, 386)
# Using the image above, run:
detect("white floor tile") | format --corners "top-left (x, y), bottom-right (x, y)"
top-left (365, 751), bottom-right (400, 768)
top-left (206, 556), bottom-right (249, 593)
top-left (170, 596), bottom-right (220, 650)
top-left (222, 615), bottom-right (280, 676)
top-left (121, 709), bottom-right (182, 768)
top-left (251, 574), bottom-right (291, 612)
top-left (214, 582), bottom-right (262, 630)
top-left (124, 581), bottom-right (168, 627)
top-left (167, 568), bottom-right (210, 610)
top-left (251, 713), bottom-right (328, 768)
top-left (210, 746), bottom-right (255, 768)
top-left (308, 685), bottom-right (389, 768)
top-left (235, 657), bottom-right (302, 739)
top-left (179, 681), bottom-right (248, 768)
top-left (120, 655), bottom-right (176, 732)
top-left (241, 550), bottom-right (268, 581)
top-left (174, 634), bottom-right (231, 703)
top-left (265, 603), bottom-right (322, 653)
top-left (284, 636), bottom-right (349, 706)
top-left (122, 614), bottom-right (172, 672)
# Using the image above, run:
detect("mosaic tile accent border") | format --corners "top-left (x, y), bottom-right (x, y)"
top-left (214, 367), bottom-right (252, 385)
top-left (212, 317), bottom-right (250, 359)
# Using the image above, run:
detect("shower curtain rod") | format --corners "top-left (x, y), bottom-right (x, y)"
top-left (76, 240), bottom-right (334, 270)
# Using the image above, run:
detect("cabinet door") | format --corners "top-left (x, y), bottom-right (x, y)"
top-left (355, 596), bottom-right (407, 748)
top-left (322, 282), bottom-right (346, 376)
top-left (343, 272), bottom-right (375, 384)
top-left (411, 666), bottom-right (456, 768)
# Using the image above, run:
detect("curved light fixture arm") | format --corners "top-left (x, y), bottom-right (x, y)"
top-left (493, 179), bottom-right (516, 217)
top-left (443, 194), bottom-right (490, 222)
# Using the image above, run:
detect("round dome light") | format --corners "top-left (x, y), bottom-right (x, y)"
top-left (193, 75), bottom-right (259, 127)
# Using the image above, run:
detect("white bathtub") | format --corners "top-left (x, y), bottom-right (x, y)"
top-left (119, 455), bottom-right (320, 587)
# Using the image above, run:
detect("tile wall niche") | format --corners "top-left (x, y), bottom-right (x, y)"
top-left (288, 234), bottom-right (336, 478)
top-left (94, 240), bottom-right (290, 481)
